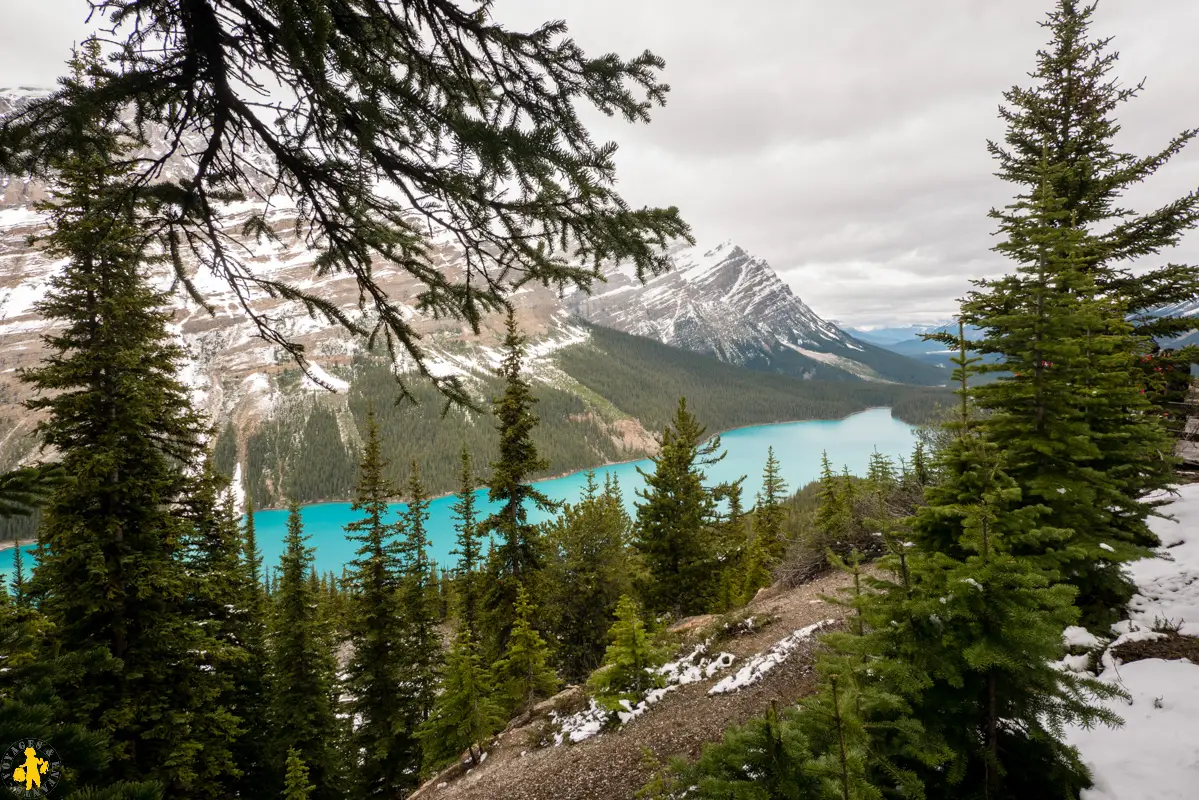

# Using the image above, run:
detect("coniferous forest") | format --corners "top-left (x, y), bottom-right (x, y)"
top-left (1, 2), bottom-right (1198, 800)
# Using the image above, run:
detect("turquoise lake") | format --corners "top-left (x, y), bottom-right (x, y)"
top-left (1, 407), bottom-right (916, 581)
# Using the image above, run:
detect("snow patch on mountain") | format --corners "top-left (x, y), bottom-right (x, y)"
top-left (301, 362), bottom-right (350, 392)
top-left (562, 237), bottom-right (931, 383)
top-left (783, 344), bottom-right (890, 383)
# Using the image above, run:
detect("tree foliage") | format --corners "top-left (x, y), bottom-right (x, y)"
top-left (0, 0), bottom-right (691, 404)
top-left (342, 408), bottom-right (414, 799)
top-left (492, 584), bottom-right (560, 716)
top-left (541, 471), bottom-right (636, 683)
top-left (268, 503), bottom-right (342, 800)
top-left (417, 629), bottom-right (504, 772)
top-left (633, 397), bottom-right (725, 617)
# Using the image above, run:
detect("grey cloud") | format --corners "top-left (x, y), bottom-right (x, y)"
top-left (3, 0), bottom-right (1199, 326)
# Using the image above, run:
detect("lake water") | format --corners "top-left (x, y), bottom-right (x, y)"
top-left (1, 407), bottom-right (916, 582)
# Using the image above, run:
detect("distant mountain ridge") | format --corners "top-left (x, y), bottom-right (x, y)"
top-left (566, 240), bottom-right (947, 386)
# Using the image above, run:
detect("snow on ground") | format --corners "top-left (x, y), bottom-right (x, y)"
top-left (1064, 483), bottom-right (1199, 800)
top-left (301, 361), bottom-right (350, 392)
top-left (708, 619), bottom-right (835, 695)
top-left (0, 207), bottom-right (44, 229)
top-left (551, 700), bottom-right (609, 746)
top-left (550, 641), bottom-right (738, 744)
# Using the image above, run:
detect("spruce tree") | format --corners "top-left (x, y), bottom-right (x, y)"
top-left (398, 462), bottom-right (442, 751)
top-left (813, 452), bottom-right (850, 545)
top-left (17, 45), bottom-right (217, 794)
top-left (739, 530), bottom-right (773, 608)
top-left (283, 749), bottom-right (316, 800)
top-left (481, 312), bottom-right (559, 651)
top-left (988, 0), bottom-right (1199, 338)
top-left (492, 584), bottom-right (560, 716)
top-left (417, 629), bottom-right (504, 771)
top-left (671, 704), bottom-right (823, 800)
top-left (754, 446), bottom-right (789, 564)
top-left (342, 408), bottom-right (412, 799)
top-left (0, 625), bottom-right (167, 800)
top-left (899, 432), bottom-right (1124, 798)
top-left (177, 459), bottom-right (251, 798)
top-left (450, 445), bottom-right (483, 641)
top-left (633, 397), bottom-right (724, 616)
top-left (233, 489), bottom-right (272, 798)
top-left (886, 322), bottom-right (1122, 797)
top-left (10, 540), bottom-right (27, 607)
top-left (962, 156), bottom-right (1173, 624)
top-left (588, 595), bottom-right (670, 710)
top-left (542, 470), bottom-right (636, 683)
top-left (710, 477), bottom-right (750, 613)
top-left (269, 503), bottom-right (342, 800)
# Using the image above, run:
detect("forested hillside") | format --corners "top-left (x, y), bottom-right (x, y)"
top-left (214, 328), bottom-right (949, 509)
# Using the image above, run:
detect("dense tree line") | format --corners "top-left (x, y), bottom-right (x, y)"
top-left (211, 329), bottom-right (951, 510)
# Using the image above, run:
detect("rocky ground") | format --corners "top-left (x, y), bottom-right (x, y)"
top-left (411, 568), bottom-right (862, 800)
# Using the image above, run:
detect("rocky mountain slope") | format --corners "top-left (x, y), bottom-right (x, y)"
top-left (566, 240), bottom-right (946, 385)
top-left (0, 87), bottom-right (946, 496)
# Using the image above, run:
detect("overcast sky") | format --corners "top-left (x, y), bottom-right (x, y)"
top-left (2, 1), bottom-right (1198, 327)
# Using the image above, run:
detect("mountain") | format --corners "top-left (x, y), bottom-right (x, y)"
top-left (565, 240), bottom-right (947, 386)
top-left (845, 323), bottom-right (948, 347)
top-left (0, 88), bottom-right (950, 507)
top-left (845, 322), bottom-right (969, 370)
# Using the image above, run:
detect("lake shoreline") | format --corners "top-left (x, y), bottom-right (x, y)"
top-left (249, 406), bottom-right (898, 514)
top-left (0, 536), bottom-right (36, 552)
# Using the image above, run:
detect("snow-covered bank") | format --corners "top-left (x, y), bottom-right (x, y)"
top-left (1065, 483), bottom-right (1199, 800)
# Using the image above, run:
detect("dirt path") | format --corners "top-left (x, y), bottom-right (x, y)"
top-left (417, 569), bottom-right (860, 800)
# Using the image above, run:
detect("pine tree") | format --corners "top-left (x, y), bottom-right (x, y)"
top-left (450, 445), bottom-right (483, 641)
top-left (398, 462), bottom-right (442, 750)
top-left (754, 446), bottom-right (789, 564)
top-left (492, 584), bottom-right (560, 716)
top-left (800, 675), bottom-right (882, 800)
top-left (962, 155), bottom-right (1172, 625)
top-left (283, 749), bottom-right (315, 800)
top-left (739, 530), bottom-right (773, 608)
top-left (481, 312), bottom-right (559, 652)
top-left (0, 612), bottom-right (167, 800)
top-left (417, 629), bottom-right (505, 771)
top-left (972, 0), bottom-right (1190, 625)
top-left (899, 432), bottom-right (1124, 798)
top-left (633, 397), bottom-right (725, 616)
top-left (177, 459), bottom-right (251, 797)
top-left (233, 488), bottom-right (272, 799)
top-left (16, 43), bottom-right (217, 794)
top-left (10, 540), bottom-right (27, 607)
top-left (710, 477), bottom-right (750, 613)
top-left (269, 503), bottom-right (342, 800)
top-left (588, 595), bottom-right (669, 710)
top-left (910, 441), bottom-right (931, 488)
top-left (342, 407), bottom-right (412, 799)
top-left (542, 470), bottom-right (636, 683)
top-left (673, 704), bottom-right (824, 800)
top-left (988, 0), bottom-right (1199, 339)
top-left (813, 452), bottom-right (850, 545)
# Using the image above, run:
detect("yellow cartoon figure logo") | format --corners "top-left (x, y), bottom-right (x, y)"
top-left (1, 739), bottom-right (62, 798)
